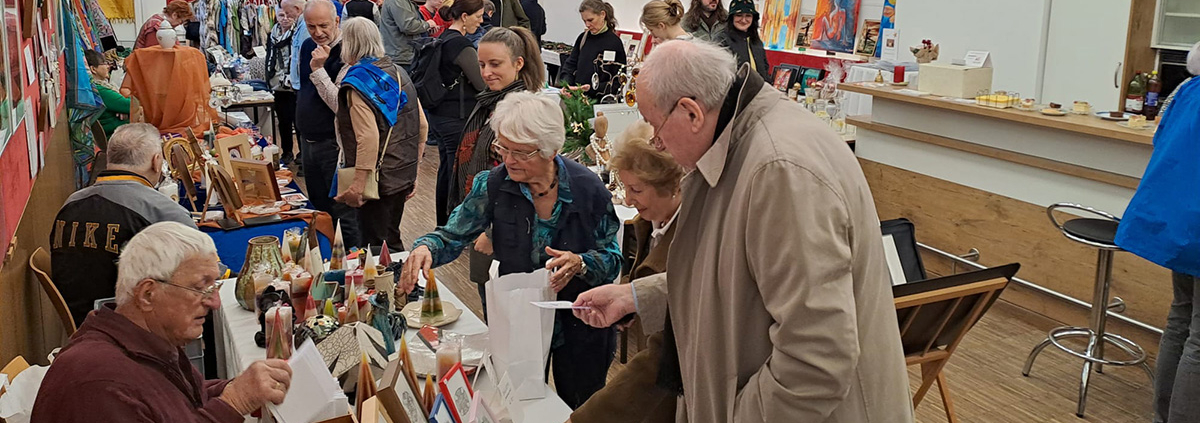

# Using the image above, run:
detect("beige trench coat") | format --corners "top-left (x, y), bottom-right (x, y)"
top-left (661, 69), bottom-right (914, 423)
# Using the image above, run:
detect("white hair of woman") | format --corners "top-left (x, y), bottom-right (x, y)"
top-left (1188, 41), bottom-right (1199, 76)
top-left (107, 123), bottom-right (163, 170)
top-left (341, 17), bottom-right (385, 64)
top-left (638, 39), bottom-right (736, 113)
top-left (115, 221), bottom-right (218, 305)
top-left (490, 91), bottom-right (565, 158)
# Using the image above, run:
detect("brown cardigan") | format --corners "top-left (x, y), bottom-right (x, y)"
top-left (571, 216), bottom-right (677, 423)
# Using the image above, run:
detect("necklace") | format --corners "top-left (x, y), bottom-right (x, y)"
top-left (534, 178), bottom-right (558, 197)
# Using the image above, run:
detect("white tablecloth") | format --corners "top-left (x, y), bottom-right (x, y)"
top-left (843, 64), bottom-right (921, 117)
top-left (213, 252), bottom-right (573, 423)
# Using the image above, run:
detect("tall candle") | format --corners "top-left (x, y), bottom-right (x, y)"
top-left (893, 66), bottom-right (905, 84)
top-left (265, 306), bottom-right (293, 360)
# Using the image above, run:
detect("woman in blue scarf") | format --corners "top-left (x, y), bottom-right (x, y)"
top-left (332, 17), bottom-right (428, 247)
top-left (1115, 41), bottom-right (1200, 422)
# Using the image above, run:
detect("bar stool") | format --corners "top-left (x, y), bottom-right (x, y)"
top-left (1022, 203), bottom-right (1154, 417)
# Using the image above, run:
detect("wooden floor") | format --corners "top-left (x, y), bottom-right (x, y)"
top-left (309, 147), bottom-right (1157, 422)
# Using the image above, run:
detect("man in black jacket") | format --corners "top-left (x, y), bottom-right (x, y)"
top-left (50, 123), bottom-right (198, 326)
top-left (298, 0), bottom-right (362, 247)
top-left (520, 0), bottom-right (544, 44)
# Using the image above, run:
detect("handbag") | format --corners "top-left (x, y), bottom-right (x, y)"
top-left (336, 125), bottom-right (393, 201)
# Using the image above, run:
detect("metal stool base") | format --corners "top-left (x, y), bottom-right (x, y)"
top-left (1022, 325), bottom-right (1154, 417)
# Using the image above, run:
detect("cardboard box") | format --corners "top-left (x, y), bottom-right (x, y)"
top-left (917, 63), bottom-right (994, 99)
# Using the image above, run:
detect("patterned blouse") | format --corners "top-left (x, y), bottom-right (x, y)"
top-left (414, 156), bottom-right (622, 287)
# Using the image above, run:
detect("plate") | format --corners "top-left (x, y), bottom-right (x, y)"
top-left (1096, 111), bottom-right (1134, 121)
top-left (1116, 121), bottom-right (1153, 131)
top-left (1040, 108), bottom-right (1067, 116)
top-left (401, 301), bottom-right (463, 328)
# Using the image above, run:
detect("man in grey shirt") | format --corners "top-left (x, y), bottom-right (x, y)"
top-left (379, 0), bottom-right (434, 69)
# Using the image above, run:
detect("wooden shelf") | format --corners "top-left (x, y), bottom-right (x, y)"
top-left (839, 82), bottom-right (1157, 146)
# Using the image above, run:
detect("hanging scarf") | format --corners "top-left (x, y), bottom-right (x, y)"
top-left (340, 57), bottom-right (406, 127)
top-left (448, 80), bottom-right (527, 208)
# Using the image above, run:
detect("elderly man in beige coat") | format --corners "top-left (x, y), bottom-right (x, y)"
top-left (574, 40), bottom-right (913, 422)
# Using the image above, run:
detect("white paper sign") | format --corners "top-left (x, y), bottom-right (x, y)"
top-left (22, 46), bottom-right (35, 85)
top-left (880, 28), bottom-right (899, 62)
top-left (253, 46), bottom-right (267, 58)
top-left (602, 50), bottom-right (616, 62)
top-left (964, 50), bottom-right (992, 68)
top-left (530, 301), bottom-right (590, 310)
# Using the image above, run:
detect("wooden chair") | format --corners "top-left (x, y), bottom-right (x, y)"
top-left (893, 263), bottom-right (1018, 423)
top-left (29, 247), bottom-right (77, 336)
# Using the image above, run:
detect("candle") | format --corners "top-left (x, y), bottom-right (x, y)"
top-left (893, 66), bottom-right (905, 84)
top-left (265, 306), bottom-right (293, 360)
top-left (436, 338), bottom-right (462, 380)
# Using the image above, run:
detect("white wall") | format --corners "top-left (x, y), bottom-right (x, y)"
top-left (543, 0), bottom-right (885, 45)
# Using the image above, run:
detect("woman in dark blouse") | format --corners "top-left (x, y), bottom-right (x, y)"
top-left (558, 0), bottom-right (627, 101)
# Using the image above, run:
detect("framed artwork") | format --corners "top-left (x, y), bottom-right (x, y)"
top-left (855, 19), bottom-right (881, 56)
top-left (465, 392), bottom-right (497, 423)
top-left (811, 0), bottom-right (862, 54)
top-left (796, 14), bottom-right (815, 48)
top-left (378, 359), bottom-right (429, 423)
top-left (360, 397), bottom-right (393, 423)
top-left (215, 134), bottom-right (252, 176)
top-left (799, 68), bottom-right (825, 91)
top-left (772, 67), bottom-right (794, 91)
top-left (760, 0), bottom-right (802, 50)
top-left (427, 395), bottom-right (454, 423)
top-left (229, 158), bottom-right (281, 205)
top-left (437, 363), bottom-right (473, 423)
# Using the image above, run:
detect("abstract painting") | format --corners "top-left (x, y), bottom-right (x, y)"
top-left (855, 19), bottom-right (881, 56)
top-left (795, 14), bottom-right (815, 48)
top-left (811, 0), bottom-right (861, 54)
top-left (760, 0), bottom-right (803, 50)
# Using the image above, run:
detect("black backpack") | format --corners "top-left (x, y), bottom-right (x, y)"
top-left (410, 36), bottom-right (461, 108)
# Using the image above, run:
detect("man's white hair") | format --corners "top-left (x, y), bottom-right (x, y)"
top-left (281, 0), bottom-right (306, 10)
top-left (115, 222), bottom-right (217, 306)
top-left (107, 123), bottom-right (163, 170)
top-left (1188, 41), bottom-right (1200, 76)
top-left (341, 17), bottom-right (385, 64)
top-left (639, 39), bottom-right (736, 113)
top-left (490, 91), bottom-right (565, 158)
top-left (305, 0), bottom-right (337, 17)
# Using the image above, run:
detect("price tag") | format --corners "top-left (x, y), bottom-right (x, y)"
top-left (964, 50), bottom-right (991, 68)
top-left (497, 371), bottom-right (516, 407)
top-left (603, 50), bottom-right (616, 62)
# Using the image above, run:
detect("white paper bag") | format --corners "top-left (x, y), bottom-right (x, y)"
top-left (486, 269), bottom-right (554, 401)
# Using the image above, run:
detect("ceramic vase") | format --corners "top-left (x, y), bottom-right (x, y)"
top-left (236, 235), bottom-right (284, 310)
top-left (156, 20), bottom-right (176, 49)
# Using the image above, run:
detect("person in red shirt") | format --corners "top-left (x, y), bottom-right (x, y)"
top-left (135, 0), bottom-right (195, 49)
top-left (30, 222), bottom-right (292, 423)
top-left (420, 0), bottom-right (451, 37)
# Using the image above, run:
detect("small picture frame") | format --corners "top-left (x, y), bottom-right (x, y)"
top-left (428, 394), bottom-right (454, 423)
top-left (437, 363), bottom-right (473, 423)
top-left (229, 158), bottom-right (282, 205)
top-left (772, 67), bottom-right (794, 91)
top-left (465, 392), bottom-right (497, 423)
top-left (378, 359), bottom-right (429, 423)
top-left (360, 396), bottom-right (394, 423)
top-left (215, 134), bottom-right (252, 177)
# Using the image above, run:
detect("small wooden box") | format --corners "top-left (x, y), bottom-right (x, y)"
top-left (917, 63), bottom-right (994, 99)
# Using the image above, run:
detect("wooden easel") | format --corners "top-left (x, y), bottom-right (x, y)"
top-left (894, 270), bottom-right (1013, 423)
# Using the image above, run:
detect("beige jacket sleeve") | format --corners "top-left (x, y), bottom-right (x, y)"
top-left (347, 92), bottom-right (381, 172)
top-left (311, 65), bottom-right (346, 112)
top-left (733, 160), bottom-right (859, 422)
top-left (632, 273), bottom-right (667, 333)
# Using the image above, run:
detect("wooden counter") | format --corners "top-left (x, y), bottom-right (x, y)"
top-left (840, 82), bottom-right (1157, 146)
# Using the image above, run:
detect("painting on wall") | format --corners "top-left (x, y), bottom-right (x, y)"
top-left (854, 19), bottom-right (880, 56)
top-left (760, 0), bottom-right (803, 51)
top-left (795, 14), bottom-right (815, 48)
top-left (875, 0), bottom-right (896, 57)
top-left (810, 0), bottom-right (861, 54)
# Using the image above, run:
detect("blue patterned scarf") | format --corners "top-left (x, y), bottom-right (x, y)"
top-left (340, 57), bottom-right (406, 127)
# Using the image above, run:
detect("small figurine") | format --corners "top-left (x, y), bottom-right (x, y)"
top-left (911, 39), bottom-right (939, 64)
top-left (874, 70), bottom-right (885, 83)
top-left (586, 112), bottom-right (612, 167)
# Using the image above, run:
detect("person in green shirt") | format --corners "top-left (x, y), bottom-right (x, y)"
top-left (85, 50), bottom-right (130, 138)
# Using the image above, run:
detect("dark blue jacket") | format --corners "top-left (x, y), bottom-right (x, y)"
top-left (296, 39), bottom-right (344, 140)
top-left (487, 158), bottom-right (611, 301)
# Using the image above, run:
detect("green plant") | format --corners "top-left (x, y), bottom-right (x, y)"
top-left (560, 87), bottom-right (594, 164)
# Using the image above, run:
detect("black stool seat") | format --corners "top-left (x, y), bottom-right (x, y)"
top-left (1062, 218), bottom-right (1119, 246)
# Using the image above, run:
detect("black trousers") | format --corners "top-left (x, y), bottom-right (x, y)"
top-left (357, 187), bottom-right (413, 249)
top-left (550, 312), bottom-right (617, 409)
top-left (273, 90), bottom-right (298, 159)
top-left (428, 113), bottom-right (465, 226)
top-left (301, 136), bottom-right (362, 247)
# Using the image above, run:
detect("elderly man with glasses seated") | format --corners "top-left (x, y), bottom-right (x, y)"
top-left (31, 222), bottom-right (292, 423)
top-left (402, 91), bottom-right (623, 409)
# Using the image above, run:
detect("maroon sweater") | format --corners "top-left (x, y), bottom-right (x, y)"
top-left (30, 307), bottom-right (243, 423)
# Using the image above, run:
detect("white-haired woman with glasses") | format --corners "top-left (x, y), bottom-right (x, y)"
top-left (402, 91), bottom-right (622, 409)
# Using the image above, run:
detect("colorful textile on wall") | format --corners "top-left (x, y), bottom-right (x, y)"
top-left (811, 0), bottom-right (860, 54)
top-left (96, 0), bottom-right (135, 22)
top-left (760, 0), bottom-right (802, 51)
top-left (64, 5), bottom-right (105, 188)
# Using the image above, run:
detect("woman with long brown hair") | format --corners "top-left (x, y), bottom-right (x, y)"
top-left (558, 0), bottom-right (626, 100)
